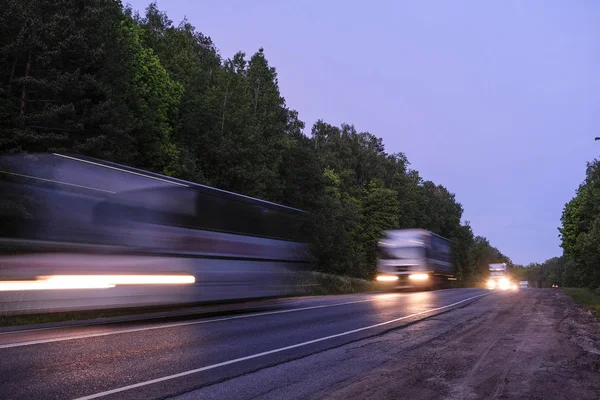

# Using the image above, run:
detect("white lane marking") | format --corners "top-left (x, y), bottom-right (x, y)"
top-left (73, 291), bottom-right (491, 400)
top-left (0, 298), bottom-right (377, 349)
top-left (52, 153), bottom-right (188, 187)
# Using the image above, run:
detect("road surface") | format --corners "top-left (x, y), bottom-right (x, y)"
top-left (0, 288), bottom-right (598, 400)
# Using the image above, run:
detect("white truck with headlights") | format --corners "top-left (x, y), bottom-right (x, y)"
top-left (376, 229), bottom-right (454, 290)
top-left (487, 263), bottom-right (516, 290)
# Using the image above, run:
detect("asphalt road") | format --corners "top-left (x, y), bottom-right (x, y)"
top-left (3, 288), bottom-right (596, 400)
top-left (0, 288), bottom-right (492, 399)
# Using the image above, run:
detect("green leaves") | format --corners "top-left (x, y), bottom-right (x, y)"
top-left (120, 18), bottom-right (183, 175)
top-left (304, 117), bottom-right (505, 281)
top-left (0, 0), bottom-right (129, 155)
top-left (559, 159), bottom-right (600, 288)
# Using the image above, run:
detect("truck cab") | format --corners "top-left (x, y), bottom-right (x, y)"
top-left (487, 263), bottom-right (514, 290)
top-left (376, 229), bottom-right (454, 290)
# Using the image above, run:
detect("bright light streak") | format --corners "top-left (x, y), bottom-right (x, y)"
top-left (408, 273), bottom-right (429, 281)
top-left (376, 275), bottom-right (399, 282)
top-left (45, 275), bottom-right (196, 285)
top-left (0, 275), bottom-right (196, 291)
top-left (0, 280), bottom-right (114, 291)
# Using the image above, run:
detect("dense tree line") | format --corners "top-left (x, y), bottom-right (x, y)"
top-left (0, 0), bottom-right (511, 281)
top-left (554, 158), bottom-right (600, 289)
top-left (523, 157), bottom-right (600, 290)
top-left (510, 258), bottom-right (572, 288)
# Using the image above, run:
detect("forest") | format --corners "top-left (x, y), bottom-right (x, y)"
top-left (555, 158), bottom-right (600, 289)
top-left (0, 0), bottom-right (513, 283)
top-left (508, 158), bottom-right (600, 290)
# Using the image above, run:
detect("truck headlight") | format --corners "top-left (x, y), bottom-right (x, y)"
top-left (499, 279), bottom-right (510, 290)
top-left (376, 275), bottom-right (399, 282)
top-left (408, 273), bottom-right (429, 281)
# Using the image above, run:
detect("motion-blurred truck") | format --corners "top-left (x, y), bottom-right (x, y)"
top-left (376, 229), bottom-right (455, 290)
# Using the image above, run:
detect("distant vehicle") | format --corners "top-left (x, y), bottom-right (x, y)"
top-left (519, 281), bottom-right (529, 288)
top-left (376, 229), bottom-right (454, 290)
top-left (552, 284), bottom-right (559, 288)
top-left (487, 263), bottom-right (513, 290)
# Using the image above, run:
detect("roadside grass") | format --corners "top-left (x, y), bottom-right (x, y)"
top-left (294, 271), bottom-right (381, 296)
top-left (0, 305), bottom-right (192, 328)
top-left (563, 287), bottom-right (600, 317)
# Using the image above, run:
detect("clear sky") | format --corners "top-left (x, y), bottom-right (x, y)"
top-left (126, 0), bottom-right (600, 265)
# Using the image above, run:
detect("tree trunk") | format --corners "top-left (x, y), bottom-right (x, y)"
top-left (20, 52), bottom-right (33, 117)
top-left (8, 56), bottom-right (17, 88)
top-left (220, 83), bottom-right (229, 135)
top-left (253, 79), bottom-right (261, 118)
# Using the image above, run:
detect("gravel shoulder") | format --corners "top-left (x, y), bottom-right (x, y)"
top-left (172, 289), bottom-right (600, 400)
top-left (322, 288), bottom-right (600, 400)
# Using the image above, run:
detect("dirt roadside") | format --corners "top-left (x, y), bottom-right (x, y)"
top-left (322, 289), bottom-right (600, 400)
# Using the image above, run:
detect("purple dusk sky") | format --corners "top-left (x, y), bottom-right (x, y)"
top-left (126, 0), bottom-right (600, 266)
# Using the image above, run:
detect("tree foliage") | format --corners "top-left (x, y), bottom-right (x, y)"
top-left (513, 257), bottom-right (574, 288)
top-left (0, 0), bottom-right (132, 156)
top-left (558, 159), bottom-right (600, 288)
top-left (0, 0), bottom-right (511, 282)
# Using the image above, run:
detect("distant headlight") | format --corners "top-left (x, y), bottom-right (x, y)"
top-left (487, 280), bottom-right (496, 289)
top-left (408, 273), bottom-right (429, 281)
top-left (376, 275), bottom-right (399, 282)
top-left (499, 279), bottom-right (510, 290)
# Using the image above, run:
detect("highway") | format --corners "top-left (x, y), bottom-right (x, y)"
top-left (1, 288), bottom-right (598, 400)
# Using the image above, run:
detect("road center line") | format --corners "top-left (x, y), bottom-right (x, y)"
top-left (0, 298), bottom-right (377, 349)
top-left (73, 292), bottom-right (491, 400)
